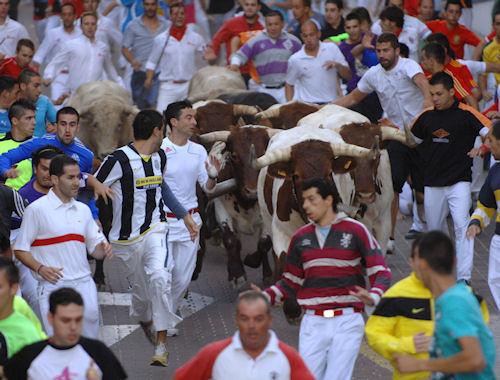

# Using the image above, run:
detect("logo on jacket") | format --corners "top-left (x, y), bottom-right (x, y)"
top-left (432, 128), bottom-right (450, 143)
top-left (340, 233), bottom-right (352, 248)
top-left (301, 238), bottom-right (311, 247)
top-left (283, 39), bottom-right (293, 50)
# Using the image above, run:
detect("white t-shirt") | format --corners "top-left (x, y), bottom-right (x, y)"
top-left (286, 42), bottom-right (348, 103)
top-left (0, 17), bottom-right (29, 57)
top-left (357, 57), bottom-right (424, 129)
top-left (372, 14), bottom-right (431, 40)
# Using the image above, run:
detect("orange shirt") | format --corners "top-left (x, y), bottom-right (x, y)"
top-left (426, 20), bottom-right (480, 58)
top-left (423, 59), bottom-right (477, 101)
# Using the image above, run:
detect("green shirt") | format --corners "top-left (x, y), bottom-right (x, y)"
top-left (13, 296), bottom-right (46, 339)
top-left (0, 310), bottom-right (44, 363)
top-left (0, 133), bottom-right (32, 190)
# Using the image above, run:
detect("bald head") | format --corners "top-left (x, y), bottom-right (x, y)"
top-left (301, 19), bottom-right (321, 50)
top-left (301, 19), bottom-right (320, 33)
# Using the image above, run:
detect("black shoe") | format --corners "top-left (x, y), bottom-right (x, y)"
top-left (405, 229), bottom-right (423, 240)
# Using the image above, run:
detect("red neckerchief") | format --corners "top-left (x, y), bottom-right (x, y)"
top-left (170, 25), bottom-right (187, 41)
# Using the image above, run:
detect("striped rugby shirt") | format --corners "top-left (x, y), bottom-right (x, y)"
top-left (230, 30), bottom-right (301, 86)
top-left (95, 143), bottom-right (167, 243)
top-left (264, 213), bottom-right (391, 311)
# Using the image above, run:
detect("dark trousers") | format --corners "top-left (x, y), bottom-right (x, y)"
top-left (131, 71), bottom-right (160, 110)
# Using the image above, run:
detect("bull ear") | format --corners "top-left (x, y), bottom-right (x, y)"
top-left (267, 162), bottom-right (294, 179)
top-left (331, 157), bottom-right (357, 174)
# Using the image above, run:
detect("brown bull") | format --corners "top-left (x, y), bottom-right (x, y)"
top-left (255, 102), bottom-right (321, 129)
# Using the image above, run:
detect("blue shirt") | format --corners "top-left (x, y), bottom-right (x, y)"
top-left (0, 110), bottom-right (11, 134)
top-left (0, 134), bottom-right (98, 218)
top-left (34, 95), bottom-right (57, 137)
top-left (430, 283), bottom-right (496, 380)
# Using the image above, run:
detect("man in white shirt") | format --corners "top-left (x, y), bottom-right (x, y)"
top-left (161, 100), bottom-right (220, 336)
top-left (82, 0), bottom-right (122, 50)
top-left (13, 154), bottom-right (112, 338)
top-left (144, 3), bottom-right (206, 113)
top-left (43, 11), bottom-right (123, 98)
top-left (0, 0), bottom-right (28, 60)
top-left (334, 32), bottom-right (432, 254)
top-left (286, 20), bottom-right (351, 103)
top-left (33, 3), bottom-right (81, 107)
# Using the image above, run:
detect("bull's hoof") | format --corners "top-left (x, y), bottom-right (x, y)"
top-left (230, 275), bottom-right (247, 290)
top-left (243, 252), bottom-right (263, 268)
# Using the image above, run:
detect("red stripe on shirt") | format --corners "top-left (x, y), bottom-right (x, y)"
top-left (32, 234), bottom-right (85, 246)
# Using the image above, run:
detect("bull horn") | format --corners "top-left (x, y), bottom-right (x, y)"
top-left (199, 131), bottom-right (231, 143)
top-left (380, 126), bottom-right (407, 144)
top-left (255, 106), bottom-right (281, 120)
top-left (233, 104), bottom-right (258, 116)
top-left (266, 129), bottom-right (282, 138)
top-left (330, 143), bottom-right (371, 158)
top-left (206, 178), bottom-right (237, 199)
top-left (254, 146), bottom-right (292, 169)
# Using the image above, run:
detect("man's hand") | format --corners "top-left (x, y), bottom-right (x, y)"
top-left (38, 265), bottom-right (63, 284)
top-left (205, 155), bottom-right (222, 178)
top-left (378, 117), bottom-right (398, 129)
top-left (361, 33), bottom-right (375, 49)
top-left (54, 93), bottom-right (69, 105)
top-left (144, 78), bottom-right (152, 90)
top-left (394, 355), bottom-right (426, 373)
top-left (99, 241), bottom-right (113, 259)
top-left (349, 285), bottom-right (375, 306)
top-left (86, 360), bottom-right (100, 380)
top-left (323, 60), bottom-right (339, 70)
top-left (93, 180), bottom-right (114, 205)
top-left (3, 167), bottom-right (19, 178)
top-left (227, 64), bottom-right (240, 72)
top-left (46, 123), bottom-right (57, 133)
top-left (250, 283), bottom-right (262, 292)
top-left (43, 78), bottom-right (53, 87)
top-left (131, 59), bottom-right (142, 71)
top-left (183, 214), bottom-right (199, 241)
top-left (466, 224), bottom-right (481, 239)
top-left (413, 332), bottom-right (431, 353)
top-left (204, 46), bottom-right (217, 62)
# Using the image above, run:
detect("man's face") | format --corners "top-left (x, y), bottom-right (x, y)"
top-left (493, 14), bottom-right (500, 38)
top-left (487, 130), bottom-right (500, 160)
top-left (380, 18), bottom-right (396, 33)
top-left (170, 6), bottom-right (186, 28)
top-left (82, 0), bottom-right (99, 12)
top-left (13, 109), bottom-right (35, 138)
top-left (376, 41), bottom-right (398, 69)
top-left (236, 299), bottom-right (272, 352)
top-left (52, 164), bottom-right (81, 199)
top-left (324, 3), bottom-right (341, 25)
top-left (56, 113), bottom-right (79, 145)
top-left (292, 0), bottom-right (307, 21)
top-left (34, 158), bottom-right (53, 189)
top-left (48, 304), bottom-right (83, 346)
top-left (419, 51), bottom-right (432, 71)
top-left (444, 4), bottom-right (461, 26)
top-left (16, 46), bottom-right (34, 68)
top-left (302, 187), bottom-right (332, 223)
top-left (430, 83), bottom-right (454, 110)
top-left (171, 107), bottom-right (197, 137)
top-left (419, 0), bottom-right (434, 21)
top-left (60, 5), bottom-right (76, 28)
top-left (22, 76), bottom-right (42, 102)
top-left (243, 0), bottom-right (260, 19)
top-left (265, 15), bottom-right (284, 39)
top-left (0, 270), bottom-right (17, 319)
top-left (389, 0), bottom-right (403, 9)
top-left (0, 0), bottom-right (9, 18)
top-left (345, 18), bottom-right (361, 40)
top-left (301, 24), bottom-right (320, 51)
top-left (81, 15), bottom-right (97, 38)
top-left (143, 0), bottom-right (158, 18)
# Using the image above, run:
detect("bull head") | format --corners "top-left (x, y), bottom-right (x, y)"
top-left (352, 136), bottom-right (381, 204)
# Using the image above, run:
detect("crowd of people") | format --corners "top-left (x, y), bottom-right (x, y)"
top-left (0, 0), bottom-right (498, 378)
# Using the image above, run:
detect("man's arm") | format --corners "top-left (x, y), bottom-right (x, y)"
top-left (332, 88), bottom-right (368, 108)
top-left (144, 34), bottom-right (164, 89)
top-left (33, 30), bottom-right (56, 66)
top-left (464, 94), bottom-right (479, 110)
top-left (285, 83), bottom-right (294, 102)
top-left (412, 73), bottom-right (433, 109)
top-left (43, 43), bottom-right (72, 83)
top-left (0, 139), bottom-right (37, 178)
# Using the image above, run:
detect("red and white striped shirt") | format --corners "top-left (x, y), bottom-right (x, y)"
top-left (14, 189), bottom-right (106, 280)
top-left (264, 213), bottom-right (391, 311)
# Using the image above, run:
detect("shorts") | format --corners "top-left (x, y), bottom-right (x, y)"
top-left (386, 141), bottom-right (424, 194)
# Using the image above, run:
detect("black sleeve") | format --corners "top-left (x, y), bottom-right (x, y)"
top-left (161, 180), bottom-right (187, 219)
top-left (410, 113), bottom-right (427, 140)
top-left (4, 340), bottom-right (49, 380)
top-left (80, 338), bottom-right (127, 380)
top-left (10, 188), bottom-right (27, 218)
top-left (467, 111), bottom-right (485, 135)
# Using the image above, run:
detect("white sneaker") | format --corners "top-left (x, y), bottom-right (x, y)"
top-left (386, 238), bottom-right (395, 255)
top-left (151, 344), bottom-right (169, 367)
top-left (167, 328), bottom-right (178, 337)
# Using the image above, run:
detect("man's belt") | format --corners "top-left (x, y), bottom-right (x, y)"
top-left (166, 207), bottom-right (199, 218)
top-left (305, 307), bottom-right (362, 318)
top-left (166, 79), bottom-right (188, 84)
top-left (263, 83), bottom-right (285, 89)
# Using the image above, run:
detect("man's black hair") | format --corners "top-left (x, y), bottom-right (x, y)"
top-left (163, 100), bottom-right (192, 129)
top-left (325, 0), bottom-right (343, 10)
top-left (49, 287), bottom-right (84, 314)
top-left (133, 109), bottom-right (164, 140)
top-left (32, 145), bottom-right (64, 168)
top-left (422, 42), bottom-right (446, 65)
top-left (0, 256), bottom-right (19, 285)
top-left (379, 6), bottom-right (404, 28)
top-left (429, 71), bottom-right (454, 90)
top-left (265, 10), bottom-right (284, 21)
top-left (8, 99), bottom-right (36, 124)
top-left (301, 177), bottom-right (339, 212)
top-left (56, 106), bottom-right (80, 124)
top-left (0, 76), bottom-right (17, 95)
top-left (49, 154), bottom-right (78, 177)
top-left (416, 231), bottom-right (455, 274)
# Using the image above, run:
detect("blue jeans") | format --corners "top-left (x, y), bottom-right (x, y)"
top-left (131, 71), bottom-right (160, 110)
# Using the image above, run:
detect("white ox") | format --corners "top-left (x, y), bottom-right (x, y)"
top-left (68, 80), bottom-right (138, 159)
top-left (187, 66), bottom-right (246, 103)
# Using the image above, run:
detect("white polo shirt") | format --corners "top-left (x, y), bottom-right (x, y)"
top-left (286, 42), bottom-right (348, 103)
top-left (145, 26), bottom-right (205, 82)
top-left (357, 57), bottom-right (424, 129)
top-left (212, 331), bottom-right (291, 380)
top-left (161, 138), bottom-right (208, 240)
top-left (0, 17), bottom-right (29, 57)
top-left (372, 14), bottom-right (431, 40)
top-left (14, 189), bottom-right (106, 281)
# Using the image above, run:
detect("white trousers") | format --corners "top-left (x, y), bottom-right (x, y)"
top-left (424, 182), bottom-right (474, 280)
top-left (488, 235), bottom-right (500, 310)
top-left (112, 224), bottom-right (181, 331)
top-left (248, 79), bottom-right (286, 104)
top-left (38, 276), bottom-right (99, 338)
top-left (156, 81), bottom-right (190, 113)
top-left (299, 311), bottom-right (365, 380)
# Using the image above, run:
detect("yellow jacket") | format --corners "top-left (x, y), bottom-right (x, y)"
top-left (365, 273), bottom-right (490, 380)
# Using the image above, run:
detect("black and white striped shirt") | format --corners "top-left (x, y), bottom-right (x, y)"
top-left (95, 143), bottom-right (167, 243)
